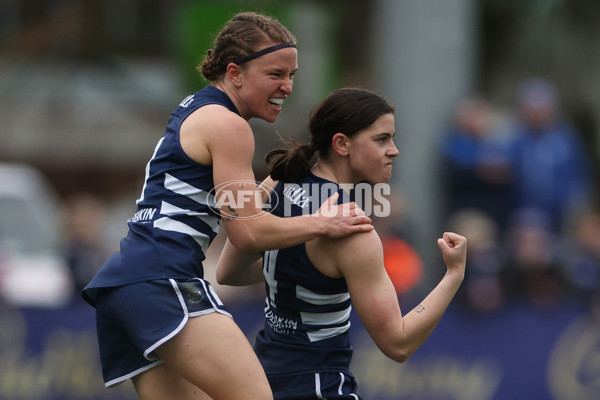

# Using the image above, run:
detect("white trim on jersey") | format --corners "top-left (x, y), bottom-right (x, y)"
top-left (296, 285), bottom-right (352, 342)
top-left (306, 322), bottom-right (351, 342)
top-left (155, 173), bottom-right (220, 252)
top-left (137, 137), bottom-right (165, 204)
top-left (164, 173), bottom-right (217, 208)
top-left (296, 285), bottom-right (350, 305)
top-left (154, 217), bottom-right (211, 254)
top-left (264, 250), bottom-right (279, 308)
top-left (301, 307), bottom-right (352, 326)
top-left (160, 201), bottom-right (219, 233)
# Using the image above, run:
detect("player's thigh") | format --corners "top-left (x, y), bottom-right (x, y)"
top-left (132, 363), bottom-right (212, 400)
top-left (157, 312), bottom-right (273, 400)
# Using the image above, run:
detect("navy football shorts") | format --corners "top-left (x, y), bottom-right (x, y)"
top-left (268, 371), bottom-right (362, 400)
top-left (94, 278), bottom-right (231, 387)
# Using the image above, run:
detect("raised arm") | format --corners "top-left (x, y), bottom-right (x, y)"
top-left (181, 105), bottom-right (373, 252)
top-left (313, 230), bottom-right (466, 363)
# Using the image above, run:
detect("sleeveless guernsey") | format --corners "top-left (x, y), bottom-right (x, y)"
top-left (83, 86), bottom-right (238, 306)
top-left (254, 172), bottom-right (355, 377)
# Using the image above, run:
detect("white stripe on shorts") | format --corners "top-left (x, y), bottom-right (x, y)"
top-left (315, 373), bottom-right (326, 399)
top-left (143, 279), bottom-right (190, 359)
top-left (142, 279), bottom-right (231, 360)
top-left (314, 371), bottom-right (359, 399)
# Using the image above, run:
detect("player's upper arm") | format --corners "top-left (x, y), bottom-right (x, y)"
top-left (181, 105), bottom-right (265, 245)
top-left (333, 231), bottom-right (406, 358)
top-left (208, 107), bottom-right (256, 183)
top-left (180, 104), bottom-right (255, 180)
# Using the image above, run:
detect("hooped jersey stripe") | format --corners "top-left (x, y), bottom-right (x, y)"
top-left (254, 172), bottom-right (354, 376)
top-left (82, 86), bottom-right (240, 304)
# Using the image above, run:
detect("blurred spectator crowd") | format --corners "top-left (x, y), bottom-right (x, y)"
top-left (439, 77), bottom-right (600, 316)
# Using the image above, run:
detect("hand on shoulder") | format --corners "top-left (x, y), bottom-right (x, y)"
top-left (313, 193), bottom-right (373, 239)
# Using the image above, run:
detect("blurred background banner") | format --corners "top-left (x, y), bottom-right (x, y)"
top-left (2, 300), bottom-right (597, 400)
top-left (1, 0), bottom-right (600, 399)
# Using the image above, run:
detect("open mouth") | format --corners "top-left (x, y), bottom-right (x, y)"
top-left (269, 98), bottom-right (284, 106)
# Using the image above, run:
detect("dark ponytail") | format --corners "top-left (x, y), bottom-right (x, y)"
top-left (266, 140), bottom-right (317, 183)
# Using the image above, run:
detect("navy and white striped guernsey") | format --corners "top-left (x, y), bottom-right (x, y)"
top-left (83, 86), bottom-right (239, 306)
top-left (254, 172), bottom-right (356, 377)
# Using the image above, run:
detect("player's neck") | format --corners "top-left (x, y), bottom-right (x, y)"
top-left (311, 160), bottom-right (355, 185)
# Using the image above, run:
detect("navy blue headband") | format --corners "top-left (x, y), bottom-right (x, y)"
top-left (234, 42), bottom-right (296, 65)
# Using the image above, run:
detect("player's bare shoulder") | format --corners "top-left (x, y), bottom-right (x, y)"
top-left (336, 229), bottom-right (383, 263)
top-left (181, 104), bottom-right (253, 164)
top-left (309, 228), bottom-right (383, 278)
top-left (187, 105), bottom-right (250, 138)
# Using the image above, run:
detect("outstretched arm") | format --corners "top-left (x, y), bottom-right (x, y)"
top-left (182, 106), bottom-right (373, 252)
top-left (316, 230), bottom-right (466, 363)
